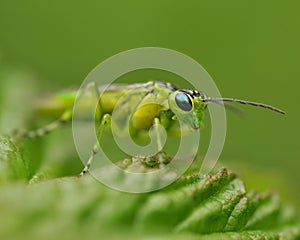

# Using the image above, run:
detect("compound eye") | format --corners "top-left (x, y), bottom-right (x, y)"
top-left (175, 92), bottom-right (193, 111)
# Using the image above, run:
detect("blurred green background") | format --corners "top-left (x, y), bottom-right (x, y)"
top-left (0, 0), bottom-right (299, 210)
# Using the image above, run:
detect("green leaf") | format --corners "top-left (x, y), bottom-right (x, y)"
top-left (0, 135), bottom-right (30, 182)
top-left (0, 136), bottom-right (299, 240)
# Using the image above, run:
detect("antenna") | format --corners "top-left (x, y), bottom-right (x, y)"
top-left (203, 97), bottom-right (286, 115)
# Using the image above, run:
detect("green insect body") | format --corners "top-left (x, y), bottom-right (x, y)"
top-left (18, 81), bottom-right (285, 175)
top-left (33, 82), bottom-right (206, 136)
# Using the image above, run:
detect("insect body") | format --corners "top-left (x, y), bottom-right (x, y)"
top-left (17, 81), bottom-right (285, 175)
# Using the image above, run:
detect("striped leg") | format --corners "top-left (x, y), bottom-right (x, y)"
top-left (79, 114), bottom-right (111, 176)
top-left (14, 109), bottom-right (72, 139)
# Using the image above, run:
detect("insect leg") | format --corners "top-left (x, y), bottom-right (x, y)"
top-left (152, 118), bottom-right (164, 153)
top-left (79, 113), bottom-right (111, 176)
top-left (153, 117), bottom-right (169, 167)
top-left (14, 109), bottom-right (72, 139)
